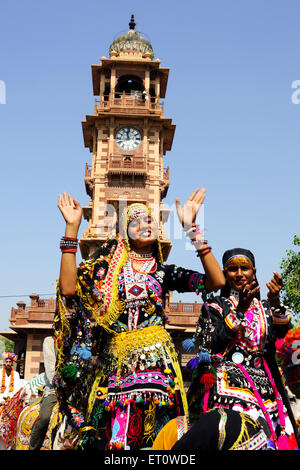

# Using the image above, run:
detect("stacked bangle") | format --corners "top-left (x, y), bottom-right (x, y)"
top-left (196, 244), bottom-right (212, 258)
top-left (270, 304), bottom-right (287, 315)
top-left (184, 224), bottom-right (211, 256)
top-left (60, 236), bottom-right (78, 253)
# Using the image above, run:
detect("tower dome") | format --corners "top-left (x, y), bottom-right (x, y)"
top-left (109, 15), bottom-right (154, 59)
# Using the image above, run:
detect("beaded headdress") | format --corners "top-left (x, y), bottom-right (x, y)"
top-left (126, 203), bottom-right (150, 224)
top-left (122, 203), bottom-right (163, 264)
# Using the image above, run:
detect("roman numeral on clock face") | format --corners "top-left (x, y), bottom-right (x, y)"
top-left (116, 127), bottom-right (142, 150)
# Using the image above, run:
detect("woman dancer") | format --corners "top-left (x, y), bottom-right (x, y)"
top-left (185, 248), bottom-right (299, 450)
top-left (54, 188), bottom-right (225, 450)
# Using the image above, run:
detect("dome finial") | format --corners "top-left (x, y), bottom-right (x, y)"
top-left (129, 14), bottom-right (136, 30)
top-left (109, 16), bottom-right (154, 59)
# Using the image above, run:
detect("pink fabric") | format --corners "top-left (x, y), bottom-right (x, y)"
top-left (237, 359), bottom-right (294, 450)
top-left (277, 434), bottom-right (290, 450)
top-left (202, 386), bottom-right (210, 413)
top-left (110, 405), bottom-right (130, 446)
top-left (237, 362), bottom-right (277, 443)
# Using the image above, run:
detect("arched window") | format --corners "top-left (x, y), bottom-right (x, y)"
top-left (115, 75), bottom-right (144, 99)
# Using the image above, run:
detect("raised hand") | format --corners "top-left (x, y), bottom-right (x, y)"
top-left (266, 272), bottom-right (283, 308)
top-left (237, 280), bottom-right (260, 314)
top-left (175, 188), bottom-right (206, 230)
top-left (58, 193), bottom-right (83, 236)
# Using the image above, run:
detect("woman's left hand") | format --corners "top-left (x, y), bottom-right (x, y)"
top-left (237, 280), bottom-right (261, 314)
top-left (266, 271), bottom-right (283, 308)
top-left (175, 188), bottom-right (206, 230)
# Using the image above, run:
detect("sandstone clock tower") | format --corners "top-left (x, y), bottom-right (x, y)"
top-left (80, 15), bottom-right (175, 260)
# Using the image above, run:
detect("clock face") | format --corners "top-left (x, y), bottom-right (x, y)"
top-left (115, 127), bottom-right (142, 150)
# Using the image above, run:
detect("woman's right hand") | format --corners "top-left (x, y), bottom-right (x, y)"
top-left (58, 193), bottom-right (83, 235)
top-left (175, 187), bottom-right (206, 231)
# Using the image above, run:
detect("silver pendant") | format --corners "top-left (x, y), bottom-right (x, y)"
top-left (232, 352), bottom-right (244, 364)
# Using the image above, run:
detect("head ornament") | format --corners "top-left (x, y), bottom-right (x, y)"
top-left (222, 248), bottom-right (255, 269)
top-left (2, 352), bottom-right (16, 362)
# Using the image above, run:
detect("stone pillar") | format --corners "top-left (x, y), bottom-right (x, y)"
top-left (16, 301), bottom-right (26, 313)
top-left (29, 294), bottom-right (39, 307)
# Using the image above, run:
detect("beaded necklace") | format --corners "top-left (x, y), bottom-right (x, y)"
top-left (129, 251), bottom-right (157, 274)
top-left (130, 251), bottom-right (154, 259)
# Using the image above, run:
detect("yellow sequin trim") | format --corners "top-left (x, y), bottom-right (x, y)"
top-left (229, 412), bottom-right (255, 450)
top-left (217, 408), bottom-right (227, 450)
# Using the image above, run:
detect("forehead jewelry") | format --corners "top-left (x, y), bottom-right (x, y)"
top-left (224, 256), bottom-right (253, 270)
top-left (127, 204), bottom-right (150, 223)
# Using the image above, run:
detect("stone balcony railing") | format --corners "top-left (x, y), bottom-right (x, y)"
top-left (8, 294), bottom-right (201, 333)
top-left (9, 294), bottom-right (55, 327)
top-left (85, 161), bottom-right (169, 177)
top-left (95, 93), bottom-right (164, 115)
top-left (109, 155), bottom-right (146, 172)
top-left (167, 301), bottom-right (202, 329)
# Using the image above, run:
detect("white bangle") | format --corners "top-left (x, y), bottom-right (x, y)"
top-left (185, 225), bottom-right (198, 236)
top-left (191, 239), bottom-right (205, 249)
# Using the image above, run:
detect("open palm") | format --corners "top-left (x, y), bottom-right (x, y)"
top-left (175, 188), bottom-right (206, 229)
top-left (58, 192), bottom-right (83, 227)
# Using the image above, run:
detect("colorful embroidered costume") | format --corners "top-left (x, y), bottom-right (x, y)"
top-left (54, 204), bottom-right (206, 450)
top-left (187, 252), bottom-right (300, 450)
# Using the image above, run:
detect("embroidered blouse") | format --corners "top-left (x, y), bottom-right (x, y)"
top-left (113, 264), bottom-right (206, 333)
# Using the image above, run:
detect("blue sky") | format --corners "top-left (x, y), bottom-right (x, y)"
top-left (0, 0), bottom-right (299, 331)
